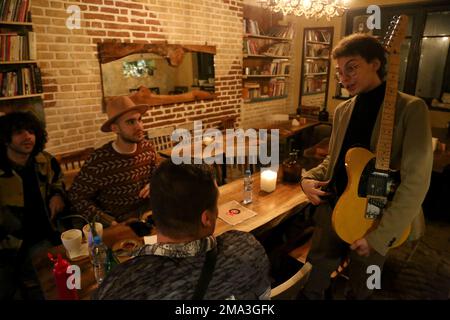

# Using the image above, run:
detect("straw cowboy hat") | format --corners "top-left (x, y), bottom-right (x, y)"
top-left (101, 96), bottom-right (149, 132)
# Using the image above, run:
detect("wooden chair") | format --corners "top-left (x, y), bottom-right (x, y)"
top-left (147, 125), bottom-right (176, 153)
top-left (270, 262), bottom-right (312, 300)
top-left (218, 115), bottom-right (237, 132)
top-left (56, 147), bottom-right (95, 188)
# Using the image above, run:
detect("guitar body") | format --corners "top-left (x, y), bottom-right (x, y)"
top-left (331, 147), bottom-right (410, 248)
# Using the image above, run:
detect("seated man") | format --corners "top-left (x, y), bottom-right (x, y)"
top-left (69, 96), bottom-right (158, 226)
top-left (93, 161), bottom-right (271, 299)
top-left (0, 111), bottom-right (66, 299)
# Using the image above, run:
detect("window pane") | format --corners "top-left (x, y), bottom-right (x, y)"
top-left (424, 11), bottom-right (450, 36)
top-left (415, 37), bottom-right (450, 98)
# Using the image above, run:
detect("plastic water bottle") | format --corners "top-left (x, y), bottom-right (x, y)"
top-left (243, 169), bottom-right (253, 204)
top-left (91, 235), bottom-right (108, 285)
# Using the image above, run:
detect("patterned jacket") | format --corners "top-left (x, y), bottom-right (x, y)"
top-left (92, 230), bottom-right (271, 300)
top-left (302, 92), bottom-right (433, 255)
top-left (0, 151), bottom-right (65, 250)
top-left (68, 140), bottom-right (157, 225)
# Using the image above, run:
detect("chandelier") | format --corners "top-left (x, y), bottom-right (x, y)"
top-left (258, 0), bottom-right (349, 20)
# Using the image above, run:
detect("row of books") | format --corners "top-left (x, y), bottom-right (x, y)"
top-left (1, 0), bottom-right (30, 22)
top-left (262, 43), bottom-right (291, 57)
top-left (243, 79), bottom-right (287, 100)
top-left (303, 61), bottom-right (328, 74)
top-left (305, 43), bottom-right (330, 58)
top-left (244, 19), bottom-right (294, 39)
top-left (267, 59), bottom-right (290, 75)
top-left (1, 65), bottom-right (43, 97)
top-left (303, 76), bottom-right (327, 94)
top-left (243, 19), bottom-right (261, 36)
top-left (265, 24), bottom-right (294, 39)
top-left (306, 29), bottom-right (331, 43)
top-left (0, 31), bottom-right (36, 61)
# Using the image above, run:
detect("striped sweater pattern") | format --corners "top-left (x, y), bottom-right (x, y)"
top-left (68, 140), bottom-right (157, 224)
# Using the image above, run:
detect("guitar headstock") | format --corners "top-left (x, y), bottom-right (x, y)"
top-left (383, 15), bottom-right (409, 55)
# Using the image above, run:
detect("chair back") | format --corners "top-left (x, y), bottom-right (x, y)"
top-left (270, 262), bottom-right (312, 300)
top-left (56, 147), bottom-right (95, 171)
top-left (148, 125), bottom-right (176, 152)
top-left (218, 115), bottom-right (237, 132)
top-left (269, 114), bottom-right (289, 124)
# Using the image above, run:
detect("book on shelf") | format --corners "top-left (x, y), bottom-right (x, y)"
top-left (303, 76), bottom-right (327, 94)
top-left (1, 64), bottom-right (42, 96)
top-left (0, 32), bottom-right (34, 61)
top-left (306, 30), bottom-right (331, 43)
top-left (1, 0), bottom-right (30, 22)
top-left (244, 18), bottom-right (260, 36)
top-left (263, 42), bottom-right (290, 57)
top-left (266, 23), bottom-right (294, 39)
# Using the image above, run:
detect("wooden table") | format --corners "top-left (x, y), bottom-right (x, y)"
top-left (256, 118), bottom-right (320, 139)
top-left (159, 136), bottom-right (262, 185)
top-left (33, 174), bottom-right (308, 300)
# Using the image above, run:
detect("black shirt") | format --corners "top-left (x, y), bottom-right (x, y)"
top-left (12, 159), bottom-right (54, 247)
top-left (333, 82), bottom-right (386, 197)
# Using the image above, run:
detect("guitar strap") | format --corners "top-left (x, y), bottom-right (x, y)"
top-left (192, 246), bottom-right (218, 300)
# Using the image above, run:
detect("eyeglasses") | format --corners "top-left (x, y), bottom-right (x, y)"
top-left (335, 64), bottom-right (360, 83)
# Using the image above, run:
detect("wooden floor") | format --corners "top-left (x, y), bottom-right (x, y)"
top-left (329, 219), bottom-right (450, 300)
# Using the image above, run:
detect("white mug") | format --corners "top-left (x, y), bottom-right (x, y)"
top-left (82, 222), bottom-right (103, 243)
top-left (61, 229), bottom-right (82, 257)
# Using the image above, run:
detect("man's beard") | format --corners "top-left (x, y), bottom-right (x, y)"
top-left (119, 132), bottom-right (143, 144)
top-left (8, 143), bottom-right (35, 156)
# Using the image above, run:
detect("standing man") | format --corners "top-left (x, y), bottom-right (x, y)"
top-left (69, 96), bottom-right (157, 226)
top-left (93, 161), bottom-right (271, 300)
top-left (299, 34), bottom-right (433, 300)
top-left (0, 111), bottom-right (66, 299)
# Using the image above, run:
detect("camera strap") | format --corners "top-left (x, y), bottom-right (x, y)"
top-left (192, 246), bottom-right (218, 300)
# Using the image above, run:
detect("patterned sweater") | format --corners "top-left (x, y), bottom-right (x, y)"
top-left (92, 230), bottom-right (271, 300)
top-left (68, 140), bottom-right (157, 225)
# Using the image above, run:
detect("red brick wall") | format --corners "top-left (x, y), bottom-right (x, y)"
top-left (31, 0), bottom-right (289, 153)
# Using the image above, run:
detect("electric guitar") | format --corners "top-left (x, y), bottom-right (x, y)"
top-left (331, 15), bottom-right (410, 248)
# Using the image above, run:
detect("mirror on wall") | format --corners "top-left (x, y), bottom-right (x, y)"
top-left (98, 43), bottom-right (216, 108)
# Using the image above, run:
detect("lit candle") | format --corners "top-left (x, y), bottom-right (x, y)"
top-left (261, 169), bottom-right (277, 193)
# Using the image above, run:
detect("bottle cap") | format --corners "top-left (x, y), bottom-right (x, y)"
top-left (93, 235), bottom-right (102, 245)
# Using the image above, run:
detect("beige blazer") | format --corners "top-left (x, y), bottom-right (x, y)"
top-left (303, 92), bottom-right (433, 255)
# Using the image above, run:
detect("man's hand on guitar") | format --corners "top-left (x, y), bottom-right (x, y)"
top-left (300, 179), bottom-right (330, 205)
top-left (350, 238), bottom-right (372, 257)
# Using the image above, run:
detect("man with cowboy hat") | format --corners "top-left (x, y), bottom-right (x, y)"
top-left (68, 96), bottom-right (158, 226)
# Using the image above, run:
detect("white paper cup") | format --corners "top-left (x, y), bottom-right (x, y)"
top-left (61, 229), bottom-right (82, 257)
top-left (82, 222), bottom-right (103, 243)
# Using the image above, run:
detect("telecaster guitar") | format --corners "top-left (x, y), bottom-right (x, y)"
top-left (331, 15), bottom-right (411, 248)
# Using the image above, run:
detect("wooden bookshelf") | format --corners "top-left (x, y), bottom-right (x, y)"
top-left (243, 74), bottom-right (290, 79)
top-left (300, 27), bottom-right (333, 108)
top-left (244, 34), bottom-right (291, 42)
top-left (0, 60), bottom-right (37, 65)
top-left (0, 94), bottom-right (43, 101)
top-left (0, 21), bottom-right (33, 27)
top-left (243, 5), bottom-right (294, 104)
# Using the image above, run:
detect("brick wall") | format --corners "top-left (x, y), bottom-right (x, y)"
top-left (30, 0), bottom-right (290, 154)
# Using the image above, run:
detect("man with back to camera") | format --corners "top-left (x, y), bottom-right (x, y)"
top-left (0, 111), bottom-right (67, 299)
top-left (299, 33), bottom-right (432, 300)
top-left (68, 96), bottom-right (158, 226)
top-left (93, 160), bottom-right (271, 299)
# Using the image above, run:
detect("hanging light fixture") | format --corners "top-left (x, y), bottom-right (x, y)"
top-left (258, 0), bottom-right (349, 20)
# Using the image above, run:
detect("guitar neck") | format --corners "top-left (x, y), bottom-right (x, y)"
top-left (375, 54), bottom-right (400, 171)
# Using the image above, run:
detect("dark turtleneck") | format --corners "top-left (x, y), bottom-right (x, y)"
top-left (332, 81), bottom-right (386, 198)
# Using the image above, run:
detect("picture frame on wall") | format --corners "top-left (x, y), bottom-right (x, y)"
top-left (352, 15), bottom-right (373, 34)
